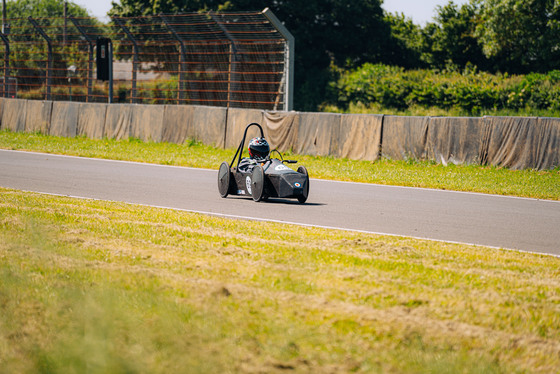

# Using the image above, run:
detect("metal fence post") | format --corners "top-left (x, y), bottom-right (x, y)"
top-left (262, 8), bottom-right (294, 111)
top-left (108, 39), bottom-right (113, 103)
top-left (0, 31), bottom-right (9, 98)
top-left (114, 18), bottom-right (139, 104)
top-left (69, 17), bottom-right (94, 102)
top-left (28, 16), bottom-right (52, 101)
top-left (210, 12), bottom-right (237, 108)
top-left (160, 15), bottom-right (187, 105)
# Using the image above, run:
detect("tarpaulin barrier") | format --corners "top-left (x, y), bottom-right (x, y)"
top-left (6, 98), bottom-right (560, 170)
top-left (262, 111), bottom-right (299, 152)
top-left (1, 98), bottom-right (27, 132)
top-left (77, 103), bottom-right (107, 139)
top-left (482, 116), bottom-right (541, 170)
top-left (339, 114), bottom-right (383, 161)
top-left (25, 100), bottom-right (52, 134)
top-left (50, 102), bottom-right (79, 137)
top-left (295, 112), bottom-right (341, 156)
top-left (427, 117), bottom-right (485, 165)
top-left (162, 105), bottom-right (195, 144)
top-left (191, 105), bottom-right (227, 148)
top-left (225, 108), bottom-right (264, 149)
top-left (104, 104), bottom-right (133, 140)
top-left (534, 118), bottom-right (560, 170)
top-left (130, 104), bottom-right (164, 142)
top-left (381, 116), bottom-right (429, 160)
top-left (482, 116), bottom-right (560, 170)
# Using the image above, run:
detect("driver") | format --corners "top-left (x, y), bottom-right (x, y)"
top-left (238, 137), bottom-right (270, 172)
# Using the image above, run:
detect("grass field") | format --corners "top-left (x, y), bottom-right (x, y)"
top-left (1, 131), bottom-right (560, 373)
top-left (1, 189), bottom-right (559, 373)
top-left (1, 130), bottom-right (560, 200)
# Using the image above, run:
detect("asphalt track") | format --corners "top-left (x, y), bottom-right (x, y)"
top-left (1, 149), bottom-right (559, 256)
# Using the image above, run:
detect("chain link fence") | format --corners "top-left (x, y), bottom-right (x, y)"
top-left (0, 9), bottom-right (293, 111)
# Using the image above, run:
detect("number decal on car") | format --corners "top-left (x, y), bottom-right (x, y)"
top-left (245, 176), bottom-right (252, 194)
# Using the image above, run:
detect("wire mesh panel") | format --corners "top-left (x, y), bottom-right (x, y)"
top-left (0, 10), bottom-right (292, 110)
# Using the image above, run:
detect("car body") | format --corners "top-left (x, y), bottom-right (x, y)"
top-left (217, 123), bottom-right (309, 203)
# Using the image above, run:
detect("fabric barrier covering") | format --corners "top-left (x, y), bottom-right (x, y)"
top-left (338, 114), bottom-right (382, 161)
top-left (191, 105), bottom-right (227, 148)
top-left (225, 107), bottom-right (264, 149)
top-left (162, 105), bottom-right (195, 144)
top-left (427, 117), bottom-right (485, 165)
top-left (104, 104), bottom-right (133, 140)
top-left (295, 112), bottom-right (341, 156)
top-left (482, 116), bottom-right (541, 170)
top-left (50, 102), bottom-right (80, 137)
top-left (25, 100), bottom-right (52, 134)
top-left (77, 103), bottom-right (107, 139)
top-left (1, 98), bottom-right (27, 132)
top-left (6, 98), bottom-right (560, 170)
top-left (262, 111), bottom-right (299, 152)
top-left (534, 118), bottom-right (560, 170)
top-left (382, 116), bottom-right (429, 160)
top-left (130, 104), bottom-right (164, 142)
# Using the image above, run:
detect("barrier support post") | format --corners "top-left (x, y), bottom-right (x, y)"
top-left (262, 8), bottom-right (294, 111)
top-left (28, 16), bottom-right (52, 101)
top-left (160, 15), bottom-right (187, 105)
top-left (69, 17), bottom-right (94, 102)
top-left (0, 31), bottom-right (9, 98)
top-left (114, 18), bottom-right (139, 104)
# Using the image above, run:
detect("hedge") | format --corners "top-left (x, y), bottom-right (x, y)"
top-left (332, 63), bottom-right (560, 115)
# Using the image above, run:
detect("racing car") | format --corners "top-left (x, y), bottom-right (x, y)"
top-left (217, 123), bottom-right (309, 203)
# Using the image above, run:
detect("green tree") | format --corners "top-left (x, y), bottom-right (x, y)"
top-left (383, 13), bottom-right (426, 69)
top-left (262, 0), bottom-right (390, 111)
top-left (427, 1), bottom-right (489, 70)
top-left (474, 0), bottom-right (560, 73)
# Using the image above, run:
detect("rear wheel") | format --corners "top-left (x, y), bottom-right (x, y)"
top-left (297, 166), bottom-right (309, 204)
top-left (251, 165), bottom-right (265, 202)
top-left (218, 162), bottom-right (232, 198)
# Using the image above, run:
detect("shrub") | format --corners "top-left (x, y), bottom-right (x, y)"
top-left (331, 63), bottom-right (560, 116)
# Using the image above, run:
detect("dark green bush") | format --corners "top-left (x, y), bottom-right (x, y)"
top-left (332, 63), bottom-right (560, 115)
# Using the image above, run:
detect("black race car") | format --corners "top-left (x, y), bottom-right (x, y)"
top-left (217, 123), bottom-right (310, 203)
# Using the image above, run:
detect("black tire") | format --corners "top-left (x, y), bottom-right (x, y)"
top-left (297, 166), bottom-right (309, 204)
top-left (251, 164), bottom-right (265, 202)
top-left (218, 162), bottom-right (231, 198)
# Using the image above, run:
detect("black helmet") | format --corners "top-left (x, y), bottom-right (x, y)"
top-left (248, 137), bottom-right (270, 161)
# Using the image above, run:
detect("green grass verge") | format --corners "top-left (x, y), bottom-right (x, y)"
top-left (1, 188), bottom-right (559, 373)
top-left (1, 130), bottom-right (559, 200)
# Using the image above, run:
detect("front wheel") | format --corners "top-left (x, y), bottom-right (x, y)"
top-left (251, 165), bottom-right (265, 202)
top-left (218, 162), bottom-right (232, 198)
top-left (297, 166), bottom-right (309, 204)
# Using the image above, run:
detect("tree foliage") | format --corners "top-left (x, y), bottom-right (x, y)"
top-left (383, 13), bottom-right (426, 69)
top-left (427, 1), bottom-right (488, 70)
top-left (474, 0), bottom-right (560, 73)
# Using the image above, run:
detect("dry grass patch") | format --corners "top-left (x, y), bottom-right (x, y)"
top-left (1, 188), bottom-right (559, 373)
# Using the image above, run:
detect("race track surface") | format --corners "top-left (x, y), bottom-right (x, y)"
top-left (2, 149), bottom-right (559, 256)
